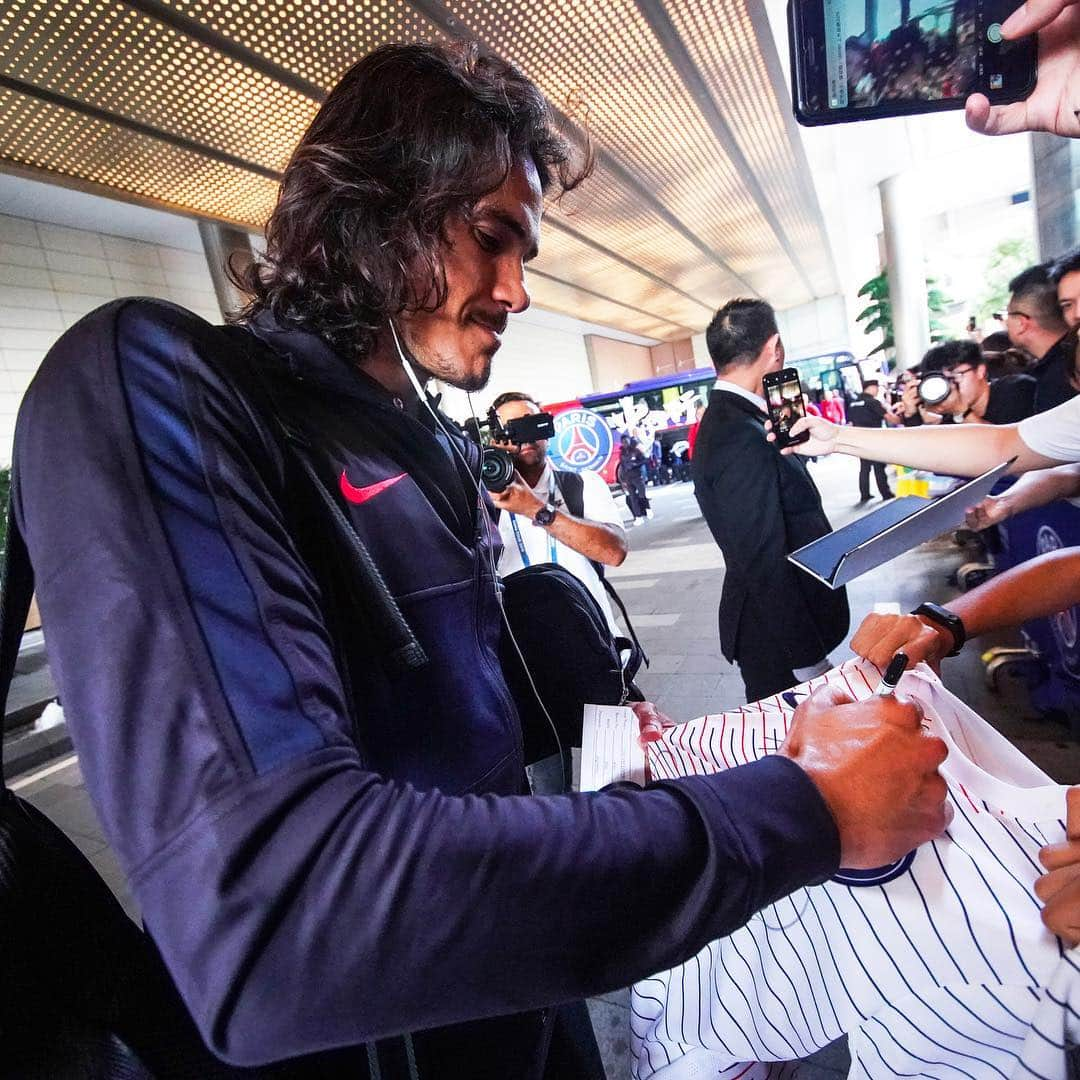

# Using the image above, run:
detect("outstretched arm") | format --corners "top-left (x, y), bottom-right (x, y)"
top-left (773, 413), bottom-right (1063, 475)
top-left (851, 547), bottom-right (1080, 670)
top-left (967, 463), bottom-right (1080, 529)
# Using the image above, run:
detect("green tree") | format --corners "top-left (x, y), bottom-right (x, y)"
top-left (856, 271), bottom-right (893, 357)
top-left (926, 277), bottom-right (951, 342)
top-left (856, 270), bottom-right (953, 359)
top-left (974, 236), bottom-right (1036, 326)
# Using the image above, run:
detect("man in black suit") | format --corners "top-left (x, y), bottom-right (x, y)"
top-left (1006, 263), bottom-right (1076, 412)
top-left (692, 298), bottom-right (849, 701)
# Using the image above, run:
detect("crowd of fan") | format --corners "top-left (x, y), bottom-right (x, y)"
top-left (845, 1), bottom-right (978, 108)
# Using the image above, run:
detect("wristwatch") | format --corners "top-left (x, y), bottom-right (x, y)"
top-left (532, 499), bottom-right (557, 527)
top-left (911, 602), bottom-right (966, 656)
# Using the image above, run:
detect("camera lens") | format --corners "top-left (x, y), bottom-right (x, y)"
top-left (480, 447), bottom-right (515, 493)
top-left (917, 372), bottom-right (952, 407)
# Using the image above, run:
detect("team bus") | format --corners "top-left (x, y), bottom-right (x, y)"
top-left (544, 350), bottom-right (856, 484)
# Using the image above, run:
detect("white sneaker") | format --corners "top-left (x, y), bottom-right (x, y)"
top-left (646, 508), bottom-right (654, 519)
top-left (634, 517), bottom-right (645, 526)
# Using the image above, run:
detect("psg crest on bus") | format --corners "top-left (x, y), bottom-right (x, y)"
top-left (548, 407), bottom-right (615, 474)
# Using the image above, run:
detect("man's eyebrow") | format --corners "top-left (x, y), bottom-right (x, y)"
top-left (480, 208), bottom-right (540, 261)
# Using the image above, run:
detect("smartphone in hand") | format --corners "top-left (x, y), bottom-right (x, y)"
top-left (788, 0), bottom-right (1036, 127)
top-left (763, 368), bottom-right (811, 450)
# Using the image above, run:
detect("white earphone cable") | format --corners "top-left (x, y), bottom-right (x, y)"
top-left (386, 320), bottom-right (567, 783)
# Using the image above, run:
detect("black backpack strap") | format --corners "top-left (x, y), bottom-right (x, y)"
top-left (553, 469), bottom-right (649, 669)
top-left (0, 476), bottom-right (35, 787)
top-left (553, 469), bottom-right (586, 521)
top-left (278, 437), bottom-right (428, 678)
top-left (604, 583), bottom-right (648, 670)
top-left (221, 328), bottom-right (427, 680)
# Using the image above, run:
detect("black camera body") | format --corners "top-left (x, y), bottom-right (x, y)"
top-left (480, 408), bottom-right (556, 493)
top-left (487, 408), bottom-right (556, 446)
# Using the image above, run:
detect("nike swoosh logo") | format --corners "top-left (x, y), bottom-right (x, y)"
top-left (339, 470), bottom-right (407, 505)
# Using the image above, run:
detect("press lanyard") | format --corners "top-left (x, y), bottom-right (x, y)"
top-left (509, 475), bottom-right (558, 567)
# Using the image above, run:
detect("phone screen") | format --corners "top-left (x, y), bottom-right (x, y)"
top-left (764, 369), bottom-right (810, 449)
top-left (791, 0), bottom-right (1036, 124)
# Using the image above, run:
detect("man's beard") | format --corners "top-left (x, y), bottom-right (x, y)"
top-left (512, 445), bottom-right (545, 472)
top-left (411, 347), bottom-right (493, 393)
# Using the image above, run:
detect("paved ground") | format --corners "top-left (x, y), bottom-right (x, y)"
top-left (10, 452), bottom-right (1080, 1077)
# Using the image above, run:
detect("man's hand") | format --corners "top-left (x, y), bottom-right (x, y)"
top-left (851, 612), bottom-right (956, 673)
top-left (764, 414), bottom-right (841, 456)
top-left (632, 700), bottom-right (675, 748)
top-left (899, 379), bottom-right (922, 419)
top-left (965, 494), bottom-right (1013, 530)
top-left (1036, 787), bottom-right (1080, 945)
top-left (966, 0), bottom-right (1080, 138)
top-left (489, 473), bottom-right (545, 518)
top-left (778, 685), bottom-right (951, 869)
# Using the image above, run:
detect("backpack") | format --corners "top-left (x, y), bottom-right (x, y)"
top-left (498, 563), bottom-right (645, 770)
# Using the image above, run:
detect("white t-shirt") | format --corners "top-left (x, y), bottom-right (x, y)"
top-left (631, 660), bottom-right (1072, 1080)
top-left (496, 462), bottom-right (625, 636)
top-left (1019, 396), bottom-right (1080, 462)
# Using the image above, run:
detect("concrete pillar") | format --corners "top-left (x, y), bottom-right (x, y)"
top-left (198, 221), bottom-right (255, 320)
top-left (879, 173), bottom-right (929, 372)
top-left (1031, 132), bottom-right (1080, 261)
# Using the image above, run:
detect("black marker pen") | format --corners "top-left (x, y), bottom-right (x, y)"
top-left (876, 651), bottom-right (909, 697)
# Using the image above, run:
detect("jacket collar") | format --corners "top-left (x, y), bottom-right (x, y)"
top-left (710, 385), bottom-right (768, 421)
top-left (246, 309), bottom-right (402, 408)
top-left (244, 309), bottom-right (480, 541)
top-left (1031, 332), bottom-right (1071, 373)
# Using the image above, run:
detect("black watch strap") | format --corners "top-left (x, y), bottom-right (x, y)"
top-left (911, 602), bottom-right (966, 657)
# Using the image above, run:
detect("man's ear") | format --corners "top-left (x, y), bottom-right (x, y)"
top-left (764, 333), bottom-right (784, 369)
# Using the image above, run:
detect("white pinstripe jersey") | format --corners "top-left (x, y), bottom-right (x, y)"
top-left (632, 660), bottom-right (1076, 1079)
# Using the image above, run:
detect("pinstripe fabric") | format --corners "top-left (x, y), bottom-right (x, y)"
top-left (631, 661), bottom-right (1072, 1079)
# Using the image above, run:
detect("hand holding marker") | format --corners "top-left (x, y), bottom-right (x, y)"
top-left (876, 651), bottom-right (910, 697)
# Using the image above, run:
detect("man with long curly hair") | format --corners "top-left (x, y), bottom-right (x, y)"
top-left (12, 42), bottom-right (949, 1078)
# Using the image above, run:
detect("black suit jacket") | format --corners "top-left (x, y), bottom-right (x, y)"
top-left (1031, 334), bottom-right (1078, 413)
top-left (692, 388), bottom-right (849, 670)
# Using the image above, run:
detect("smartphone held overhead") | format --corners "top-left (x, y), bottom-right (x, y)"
top-left (788, 0), bottom-right (1036, 125)
top-left (764, 368), bottom-right (811, 450)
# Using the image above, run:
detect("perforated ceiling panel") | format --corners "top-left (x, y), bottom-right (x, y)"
top-left (162, 0), bottom-right (445, 90)
top-left (0, 0), bottom-right (837, 339)
top-left (0, 83), bottom-right (279, 224)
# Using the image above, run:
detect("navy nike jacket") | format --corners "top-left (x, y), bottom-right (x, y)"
top-left (12, 298), bottom-right (841, 1070)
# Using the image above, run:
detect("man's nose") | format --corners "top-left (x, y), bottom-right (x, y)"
top-left (493, 258), bottom-right (531, 315)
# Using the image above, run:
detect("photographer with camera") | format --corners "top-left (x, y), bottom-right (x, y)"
top-left (906, 339), bottom-right (1037, 426)
top-left (487, 391), bottom-right (627, 633)
top-left (895, 368), bottom-right (943, 426)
